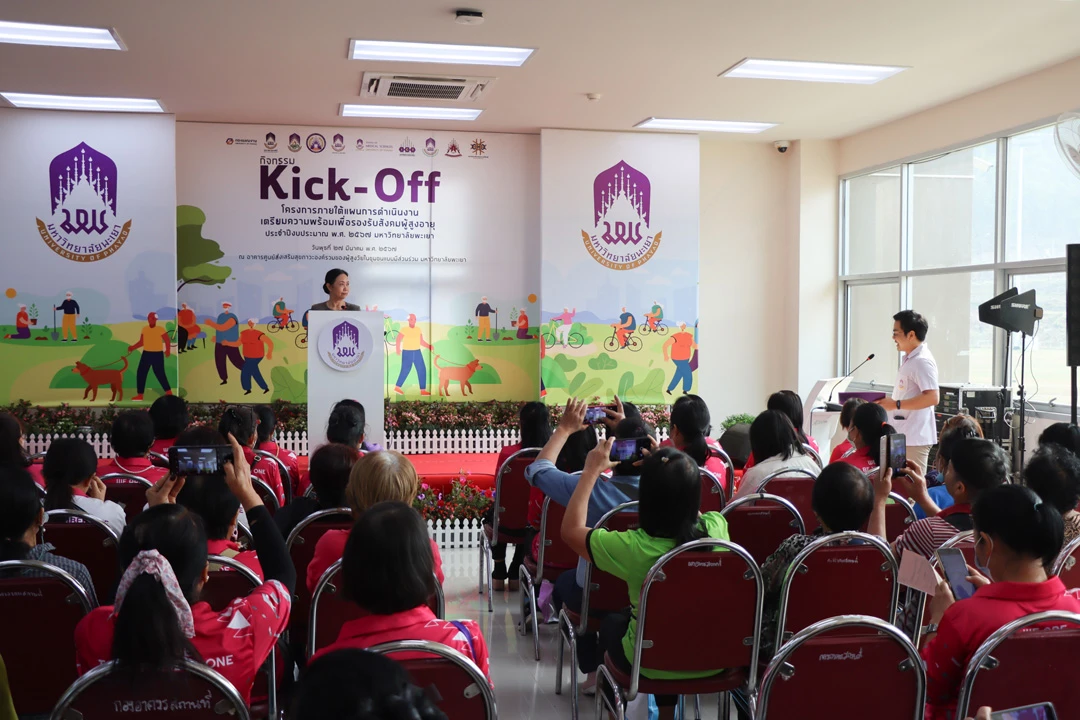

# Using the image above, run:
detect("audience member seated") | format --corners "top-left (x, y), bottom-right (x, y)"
top-left (562, 444), bottom-right (730, 712)
top-left (311, 502), bottom-right (491, 680)
top-left (921, 484), bottom-right (1080, 720)
top-left (175, 426), bottom-right (264, 578)
top-left (760, 462), bottom-right (874, 622)
top-left (0, 413), bottom-right (43, 487)
top-left (490, 401), bottom-right (552, 592)
top-left (275, 442), bottom-right (358, 540)
top-left (0, 465), bottom-right (98, 606)
top-left (293, 649), bottom-right (448, 720)
top-left (525, 399), bottom-right (650, 621)
top-left (219, 405), bottom-right (285, 507)
top-left (909, 424), bottom-right (980, 520)
top-left (74, 435), bottom-right (294, 705)
top-left (307, 451), bottom-right (443, 594)
top-left (99, 410), bottom-right (169, 482)
top-left (1024, 443), bottom-right (1080, 545)
top-left (662, 394), bottom-right (729, 491)
top-left (254, 404), bottom-right (300, 496)
top-left (829, 397), bottom-right (866, 463)
top-left (744, 390), bottom-right (819, 470)
top-left (328, 400), bottom-right (382, 453)
top-left (838, 402), bottom-right (895, 473)
top-left (925, 415), bottom-right (984, 488)
top-left (869, 438), bottom-right (1008, 559)
top-left (43, 437), bottom-right (126, 535)
top-left (148, 395), bottom-right (189, 455)
top-left (735, 410), bottom-right (820, 499)
top-left (1039, 421), bottom-right (1080, 457)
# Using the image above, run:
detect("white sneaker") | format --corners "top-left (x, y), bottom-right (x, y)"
top-left (582, 673), bottom-right (597, 696)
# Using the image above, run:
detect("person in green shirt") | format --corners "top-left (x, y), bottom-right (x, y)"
top-left (561, 439), bottom-right (730, 717)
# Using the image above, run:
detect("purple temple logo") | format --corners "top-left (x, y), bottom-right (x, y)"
top-left (317, 318), bottom-right (373, 372)
top-left (331, 134), bottom-right (345, 152)
top-left (306, 133), bottom-right (326, 153)
top-left (264, 133), bottom-right (277, 150)
top-left (581, 160), bottom-right (663, 271)
top-left (355, 138), bottom-right (365, 151)
top-left (399, 137), bottom-right (416, 155)
top-left (35, 142), bottom-right (132, 263)
top-left (423, 137), bottom-right (438, 157)
top-left (288, 133), bottom-right (302, 152)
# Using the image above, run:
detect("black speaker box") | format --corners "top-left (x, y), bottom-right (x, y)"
top-left (1068, 244), bottom-right (1080, 367)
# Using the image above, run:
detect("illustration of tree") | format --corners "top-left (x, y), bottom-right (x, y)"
top-left (177, 205), bottom-right (232, 292)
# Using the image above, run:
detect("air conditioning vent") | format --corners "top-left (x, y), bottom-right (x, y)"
top-left (361, 72), bottom-right (495, 102)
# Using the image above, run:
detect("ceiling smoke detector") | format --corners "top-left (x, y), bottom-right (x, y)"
top-left (455, 10), bottom-right (485, 25)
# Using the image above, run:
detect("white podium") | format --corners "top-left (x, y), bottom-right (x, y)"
top-left (307, 311), bottom-right (385, 451)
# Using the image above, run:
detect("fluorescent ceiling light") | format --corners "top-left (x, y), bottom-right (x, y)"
top-left (0, 20), bottom-right (124, 50)
top-left (350, 40), bottom-right (532, 67)
top-left (721, 58), bottom-right (907, 84)
top-left (0, 92), bottom-right (163, 112)
top-left (341, 104), bottom-right (482, 121)
top-left (635, 117), bottom-right (776, 134)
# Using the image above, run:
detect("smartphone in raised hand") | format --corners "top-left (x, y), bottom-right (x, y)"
top-left (609, 437), bottom-right (651, 463)
top-left (936, 547), bottom-right (976, 601)
top-left (168, 445), bottom-right (234, 477)
top-left (991, 703), bottom-right (1057, 720)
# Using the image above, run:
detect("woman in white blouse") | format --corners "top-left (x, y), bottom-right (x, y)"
top-left (735, 410), bottom-right (820, 500)
top-left (43, 437), bottom-right (127, 535)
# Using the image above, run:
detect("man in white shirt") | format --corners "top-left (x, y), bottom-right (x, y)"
top-left (877, 310), bottom-right (939, 473)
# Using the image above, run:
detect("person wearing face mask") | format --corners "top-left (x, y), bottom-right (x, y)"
top-left (869, 438), bottom-right (1008, 560)
top-left (838, 402), bottom-right (896, 473)
top-left (920, 484), bottom-right (1080, 720)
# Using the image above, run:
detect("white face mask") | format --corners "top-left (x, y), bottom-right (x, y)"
top-left (974, 534), bottom-right (994, 581)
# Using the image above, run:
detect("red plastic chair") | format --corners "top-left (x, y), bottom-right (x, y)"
top-left (519, 495), bottom-right (580, 661)
top-left (595, 539), bottom-right (764, 720)
top-left (251, 477), bottom-right (280, 516)
top-left (480, 447), bottom-right (540, 612)
top-left (757, 615), bottom-right (925, 720)
top-left (802, 443), bottom-right (824, 469)
top-left (49, 658), bottom-right (250, 720)
top-left (308, 559), bottom-right (445, 658)
top-left (775, 531), bottom-right (900, 645)
top-left (720, 493), bottom-right (805, 565)
top-left (43, 508), bottom-right (121, 602)
top-left (98, 473), bottom-right (153, 525)
top-left (956, 610), bottom-right (1080, 719)
top-left (285, 508), bottom-right (353, 661)
top-left (1053, 535), bottom-right (1080, 590)
top-left (370, 640), bottom-right (496, 720)
top-left (0, 560), bottom-right (93, 716)
top-left (879, 492), bottom-right (918, 541)
top-left (699, 467), bottom-right (726, 514)
top-left (555, 501), bottom-right (639, 720)
top-left (202, 556), bottom-right (280, 719)
top-left (759, 469), bottom-right (820, 532)
top-left (709, 446), bottom-right (736, 497)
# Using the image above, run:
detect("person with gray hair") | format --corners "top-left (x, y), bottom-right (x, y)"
top-left (239, 318), bottom-right (273, 395)
top-left (475, 295), bottom-right (496, 342)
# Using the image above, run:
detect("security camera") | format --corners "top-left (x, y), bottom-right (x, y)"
top-left (774, 141), bottom-right (790, 154)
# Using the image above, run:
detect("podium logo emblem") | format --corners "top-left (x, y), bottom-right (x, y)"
top-left (318, 319), bottom-right (374, 372)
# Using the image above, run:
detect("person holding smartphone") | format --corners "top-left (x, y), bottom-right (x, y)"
top-left (920, 484), bottom-right (1080, 720)
top-left (876, 310), bottom-right (939, 474)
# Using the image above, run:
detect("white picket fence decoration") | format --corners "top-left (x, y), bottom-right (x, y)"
top-left (426, 518), bottom-right (483, 550)
top-left (27, 426), bottom-right (669, 458)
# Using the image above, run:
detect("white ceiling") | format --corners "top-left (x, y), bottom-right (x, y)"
top-left (2, 0), bottom-right (1080, 140)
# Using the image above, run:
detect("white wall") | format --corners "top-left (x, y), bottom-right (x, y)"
top-left (698, 140), bottom-right (791, 420)
top-left (840, 55), bottom-right (1080, 175)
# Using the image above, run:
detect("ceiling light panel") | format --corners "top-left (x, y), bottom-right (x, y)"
top-left (0, 93), bottom-right (163, 112)
top-left (350, 40), bottom-right (533, 67)
top-left (340, 104), bottom-right (482, 120)
top-left (0, 20), bottom-right (124, 50)
top-left (721, 58), bottom-right (907, 84)
top-left (635, 117), bottom-right (776, 134)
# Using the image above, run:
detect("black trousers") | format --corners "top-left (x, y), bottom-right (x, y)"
top-left (577, 609), bottom-right (677, 707)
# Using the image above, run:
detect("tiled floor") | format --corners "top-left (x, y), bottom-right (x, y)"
top-left (440, 547), bottom-right (726, 720)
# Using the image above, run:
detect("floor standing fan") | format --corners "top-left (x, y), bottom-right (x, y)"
top-left (1055, 111), bottom-right (1080, 424)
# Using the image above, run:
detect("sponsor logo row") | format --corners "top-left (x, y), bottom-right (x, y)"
top-left (226, 133), bottom-right (488, 158)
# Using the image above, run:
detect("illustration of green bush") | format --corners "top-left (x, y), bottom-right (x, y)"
top-left (541, 357), bottom-right (569, 389)
top-left (617, 371), bottom-right (635, 397)
top-left (554, 354), bottom-right (577, 372)
top-left (270, 365), bottom-right (305, 402)
top-left (588, 353), bottom-right (618, 371)
top-left (624, 368), bottom-right (665, 403)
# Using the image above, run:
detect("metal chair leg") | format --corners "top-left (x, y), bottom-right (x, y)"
top-left (477, 535), bottom-right (485, 595)
top-left (694, 694), bottom-right (702, 720)
top-left (720, 691), bottom-right (731, 720)
top-left (485, 542), bottom-right (494, 612)
top-left (556, 621), bottom-right (565, 695)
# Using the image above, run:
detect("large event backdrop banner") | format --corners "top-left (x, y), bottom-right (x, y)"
top-left (540, 130), bottom-right (700, 404)
top-left (0, 109), bottom-right (178, 406)
top-left (176, 123), bottom-right (540, 404)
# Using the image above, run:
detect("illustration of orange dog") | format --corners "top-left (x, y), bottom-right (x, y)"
top-left (434, 355), bottom-right (482, 397)
top-left (72, 356), bottom-right (127, 402)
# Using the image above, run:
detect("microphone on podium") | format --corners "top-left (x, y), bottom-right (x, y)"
top-left (824, 353), bottom-right (875, 412)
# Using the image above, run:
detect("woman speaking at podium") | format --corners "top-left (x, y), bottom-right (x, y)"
top-left (310, 268), bottom-right (361, 312)
top-left (876, 310), bottom-right (939, 473)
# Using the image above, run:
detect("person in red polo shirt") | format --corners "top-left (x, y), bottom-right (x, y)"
top-left (661, 394), bottom-right (730, 494)
top-left (838, 402), bottom-right (895, 475)
top-left (829, 397), bottom-right (866, 464)
top-left (74, 433), bottom-right (293, 705)
top-left (148, 395), bottom-right (189, 456)
top-left (869, 438), bottom-right (1009, 560)
top-left (218, 406), bottom-right (285, 508)
top-left (254, 405), bottom-right (299, 497)
top-left (307, 450), bottom-right (444, 594)
top-left (99, 410), bottom-right (169, 483)
top-left (311, 501), bottom-right (491, 682)
top-left (921, 484), bottom-right (1080, 720)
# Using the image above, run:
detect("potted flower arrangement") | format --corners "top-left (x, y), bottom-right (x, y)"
top-left (27, 304), bottom-right (38, 326)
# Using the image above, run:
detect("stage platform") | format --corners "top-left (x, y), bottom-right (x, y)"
top-left (297, 452), bottom-right (498, 492)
